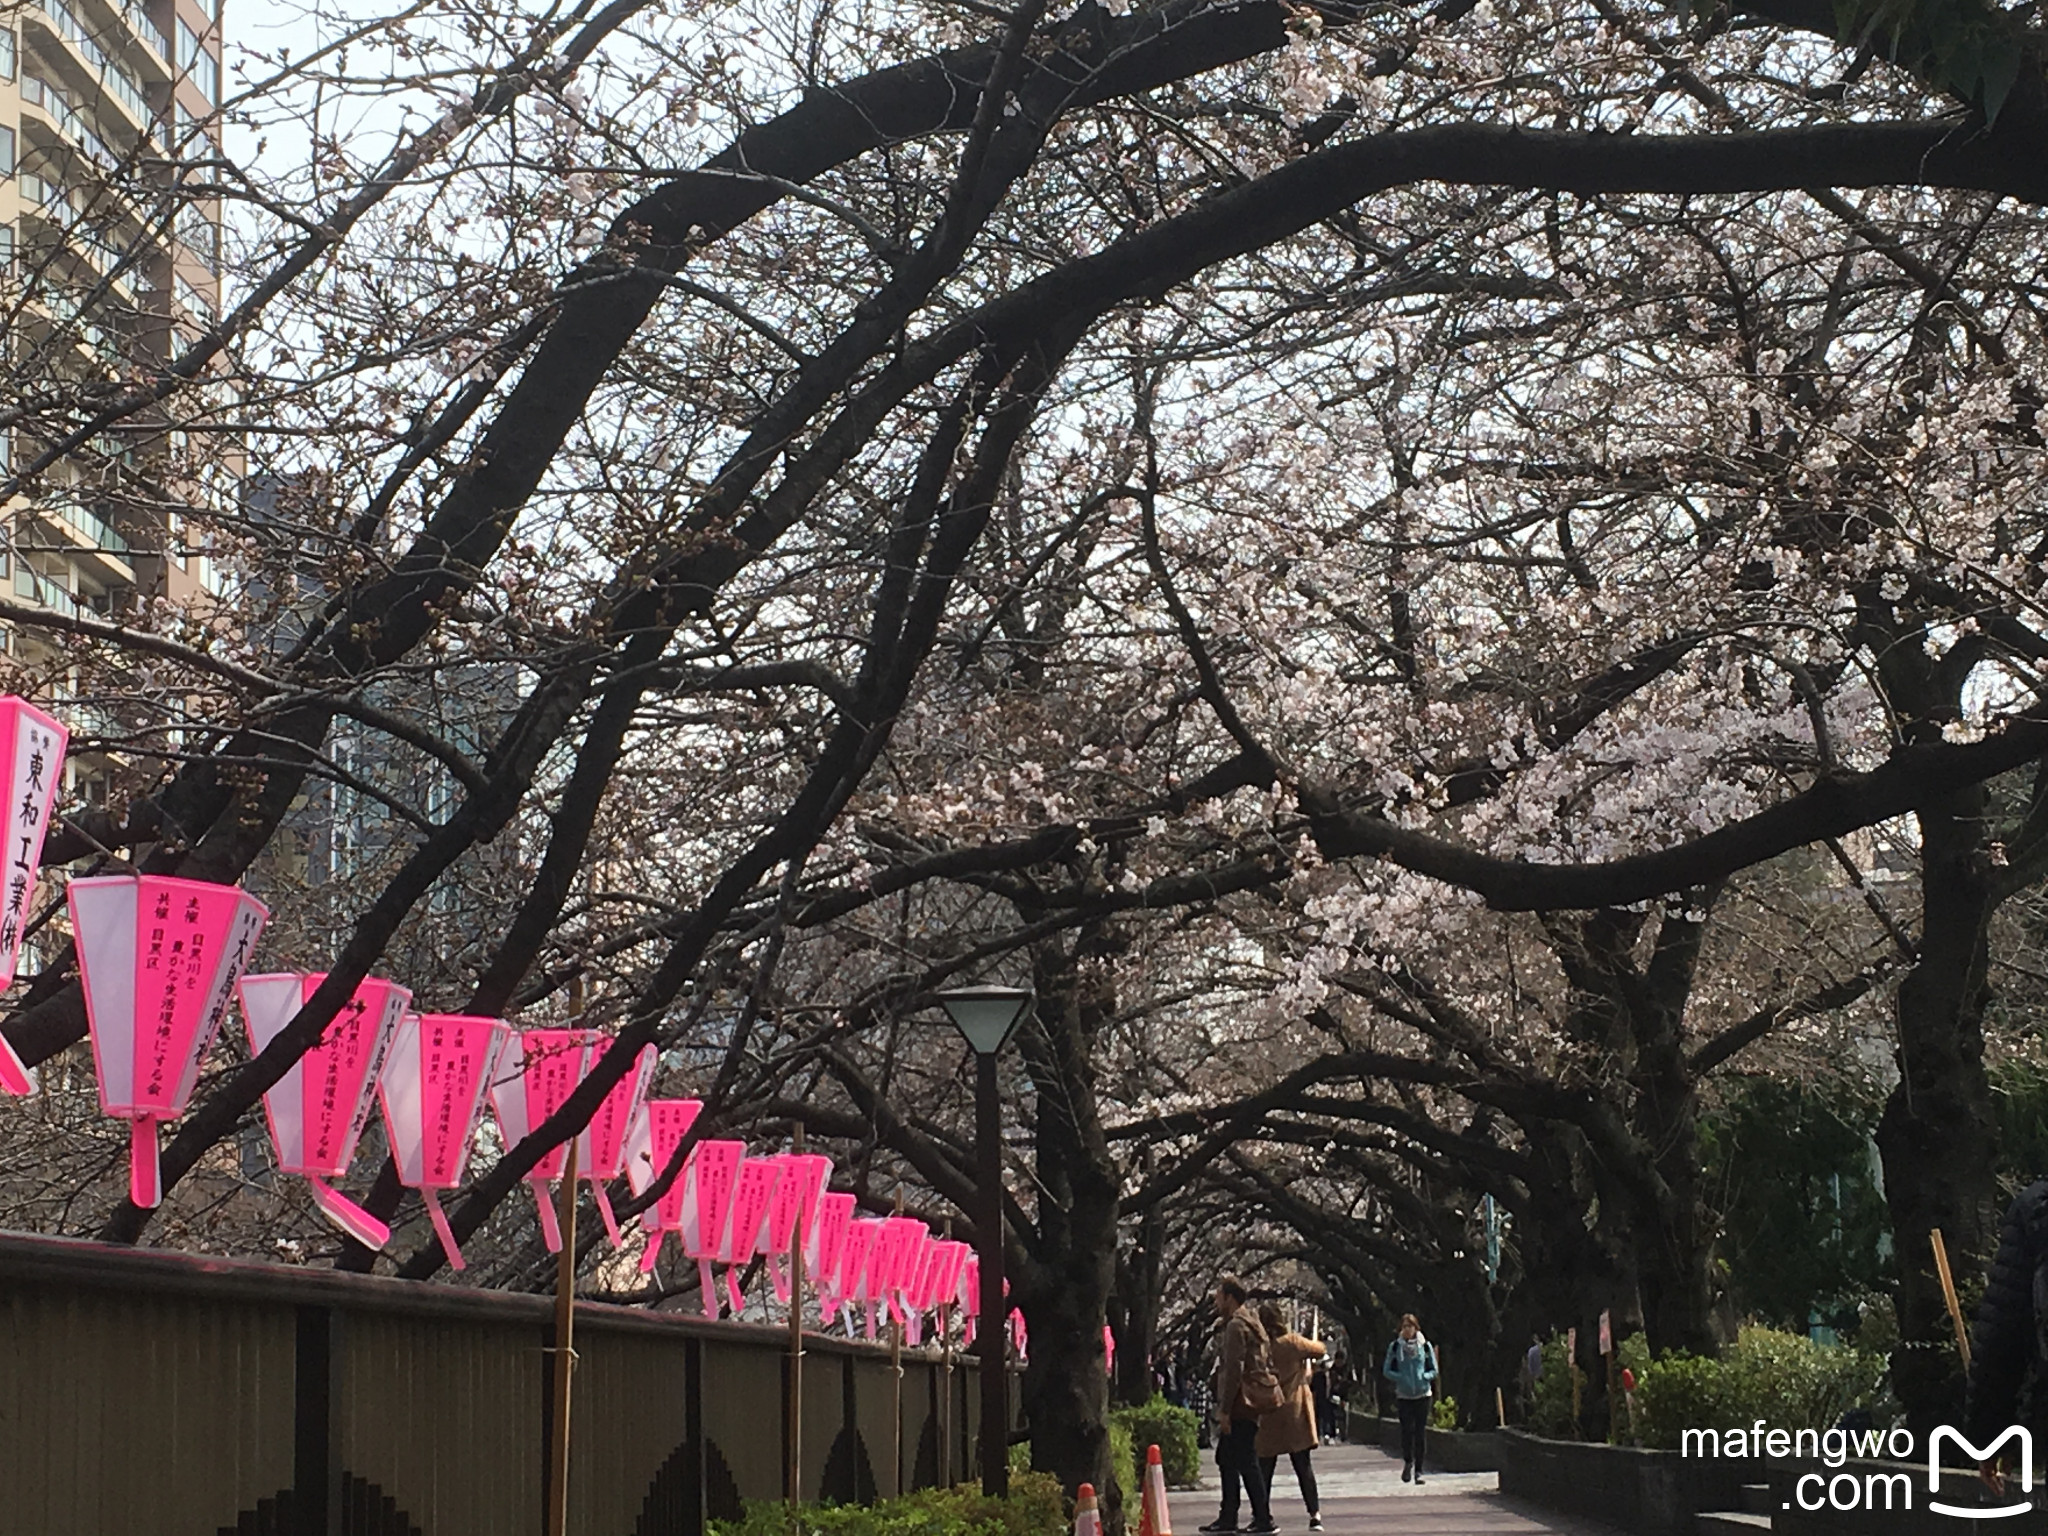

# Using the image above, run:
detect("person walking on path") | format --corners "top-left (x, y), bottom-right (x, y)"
top-left (1309, 1358), bottom-right (1335, 1447)
top-left (1383, 1313), bottom-right (1439, 1484)
top-left (1256, 1303), bottom-right (1328, 1530)
top-left (1201, 1277), bottom-right (1279, 1534)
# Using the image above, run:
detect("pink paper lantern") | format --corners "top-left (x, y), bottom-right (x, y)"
top-left (70, 874), bottom-right (269, 1207)
top-left (238, 970), bottom-right (411, 1249)
top-left (377, 1011), bottom-right (511, 1272)
top-left (878, 1216), bottom-right (929, 1328)
top-left (624, 1097), bottom-right (702, 1267)
top-left (576, 1039), bottom-right (654, 1247)
top-left (716, 1154), bottom-right (783, 1315)
top-left (0, 697), bottom-right (68, 1097)
top-left (679, 1138), bottom-right (745, 1317)
top-left (810, 1189), bottom-right (855, 1294)
top-left (766, 1153), bottom-right (833, 1301)
top-left (489, 1027), bottom-right (599, 1253)
top-left (835, 1217), bottom-right (885, 1329)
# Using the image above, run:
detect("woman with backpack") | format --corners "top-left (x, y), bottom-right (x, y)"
top-left (1256, 1303), bottom-right (1328, 1529)
top-left (1383, 1313), bottom-right (1439, 1484)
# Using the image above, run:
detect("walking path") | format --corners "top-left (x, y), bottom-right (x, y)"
top-left (1165, 1440), bottom-right (1621, 1536)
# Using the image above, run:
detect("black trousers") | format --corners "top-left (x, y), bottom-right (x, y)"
top-left (1397, 1395), bottom-right (1430, 1469)
top-left (1259, 1448), bottom-right (1320, 1514)
top-left (1218, 1415), bottom-right (1272, 1525)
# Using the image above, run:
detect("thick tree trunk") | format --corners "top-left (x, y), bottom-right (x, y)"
top-left (1111, 1205), bottom-right (1166, 1405)
top-left (1013, 937), bottom-right (1126, 1528)
top-left (1877, 786), bottom-right (2000, 1435)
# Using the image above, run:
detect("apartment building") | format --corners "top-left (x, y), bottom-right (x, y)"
top-left (0, 0), bottom-right (227, 648)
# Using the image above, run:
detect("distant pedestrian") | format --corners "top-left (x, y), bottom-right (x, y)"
top-left (1256, 1303), bottom-right (1327, 1530)
top-left (1309, 1359), bottom-right (1336, 1445)
top-left (1200, 1276), bottom-right (1280, 1534)
top-left (1383, 1313), bottom-right (1440, 1484)
top-left (1327, 1353), bottom-right (1352, 1441)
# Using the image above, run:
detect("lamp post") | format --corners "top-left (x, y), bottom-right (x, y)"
top-left (937, 985), bottom-right (1030, 1499)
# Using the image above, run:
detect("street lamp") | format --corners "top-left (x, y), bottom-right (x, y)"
top-left (937, 985), bottom-right (1031, 1498)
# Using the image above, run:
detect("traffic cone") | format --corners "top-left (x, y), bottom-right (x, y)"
top-left (1075, 1483), bottom-right (1103, 1536)
top-left (1145, 1444), bottom-right (1174, 1536)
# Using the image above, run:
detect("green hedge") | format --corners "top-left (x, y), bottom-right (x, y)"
top-left (1110, 1400), bottom-right (1201, 1489)
top-left (711, 1471), bottom-right (1066, 1536)
top-left (1005, 1399), bottom-right (1200, 1504)
top-left (1620, 1328), bottom-right (1886, 1450)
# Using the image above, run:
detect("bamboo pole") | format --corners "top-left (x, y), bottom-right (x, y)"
top-left (939, 1217), bottom-right (954, 1488)
top-left (788, 1125), bottom-right (807, 1523)
top-left (547, 1134), bottom-right (581, 1536)
top-left (1931, 1228), bottom-right (1972, 1367)
top-left (891, 1187), bottom-right (905, 1497)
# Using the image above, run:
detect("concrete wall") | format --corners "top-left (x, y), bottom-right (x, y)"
top-left (0, 1231), bottom-right (994, 1536)
top-left (1497, 1427), bottom-right (1763, 1536)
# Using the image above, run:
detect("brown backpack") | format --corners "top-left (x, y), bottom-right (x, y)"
top-left (1236, 1314), bottom-right (1285, 1416)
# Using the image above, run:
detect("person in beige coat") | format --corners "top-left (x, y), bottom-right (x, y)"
top-left (1255, 1304), bottom-right (1327, 1529)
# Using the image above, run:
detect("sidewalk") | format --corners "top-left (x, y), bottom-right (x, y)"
top-left (1165, 1439), bottom-right (1621, 1536)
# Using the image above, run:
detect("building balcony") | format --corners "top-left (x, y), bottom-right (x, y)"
top-left (25, 0), bottom-right (157, 137)
top-left (10, 565), bottom-right (81, 619)
top-left (19, 73), bottom-right (120, 174)
top-left (28, 497), bottom-right (135, 586)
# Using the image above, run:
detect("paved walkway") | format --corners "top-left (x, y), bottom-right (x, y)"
top-left (1165, 1440), bottom-right (1619, 1536)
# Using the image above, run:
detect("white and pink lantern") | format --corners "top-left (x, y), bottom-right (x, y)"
top-left (810, 1188), bottom-right (856, 1296)
top-left (238, 970), bottom-right (410, 1249)
top-left (716, 1153), bottom-right (784, 1315)
top-left (625, 1097), bottom-right (702, 1267)
top-left (677, 1137), bottom-right (745, 1317)
top-left (877, 1215), bottom-right (929, 1330)
top-left (576, 1038), bottom-right (654, 1247)
top-left (71, 874), bottom-right (269, 1207)
top-left (489, 1027), bottom-right (599, 1253)
top-left (377, 1011), bottom-right (511, 1272)
top-left (0, 697), bottom-right (68, 1096)
top-left (765, 1152), bottom-right (833, 1302)
top-left (835, 1217), bottom-right (885, 1330)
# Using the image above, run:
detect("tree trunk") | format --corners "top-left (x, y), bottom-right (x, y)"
top-left (1012, 936), bottom-right (1126, 1529)
top-left (1111, 1205), bottom-right (1166, 1406)
top-left (1877, 785), bottom-right (2000, 1435)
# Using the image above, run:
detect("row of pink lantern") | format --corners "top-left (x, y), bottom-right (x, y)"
top-left (0, 694), bottom-right (991, 1333)
top-left (622, 1100), bottom-right (978, 1328)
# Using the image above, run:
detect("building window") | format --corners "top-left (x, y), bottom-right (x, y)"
top-left (177, 21), bottom-right (218, 103)
top-left (0, 223), bottom-right (12, 274)
top-left (0, 29), bottom-right (15, 81)
top-left (0, 126), bottom-right (13, 178)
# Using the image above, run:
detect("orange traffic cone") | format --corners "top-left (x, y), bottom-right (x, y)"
top-left (1145, 1444), bottom-right (1174, 1536)
top-left (1075, 1483), bottom-right (1103, 1536)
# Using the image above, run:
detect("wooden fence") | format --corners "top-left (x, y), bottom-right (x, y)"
top-left (0, 1231), bottom-right (994, 1536)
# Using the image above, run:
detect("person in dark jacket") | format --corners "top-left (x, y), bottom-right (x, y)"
top-left (1968, 1180), bottom-right (2048, 1491)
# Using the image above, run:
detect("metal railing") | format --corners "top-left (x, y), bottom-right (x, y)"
top-left (123, 0), bottom-right (168, 61)
top-left (44, 497), bottom-right (131, 556)
top-left (12, 566), bottom-right (79, 617)
top-left (21, 73), bottom-right (117, 171)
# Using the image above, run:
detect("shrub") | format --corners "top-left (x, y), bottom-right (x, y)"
top-left (712, 1470), bottom-right (1066, 1536)
top-left (1110, 1399), bottom-right (1202, 1488)
top-left (1429, 1395), bottom-right (1459, 1431)
top-left (1528, 1334), bottom-right (1581, 1439)
top-left (1625, 1327), bottom-right (1885, 1450)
